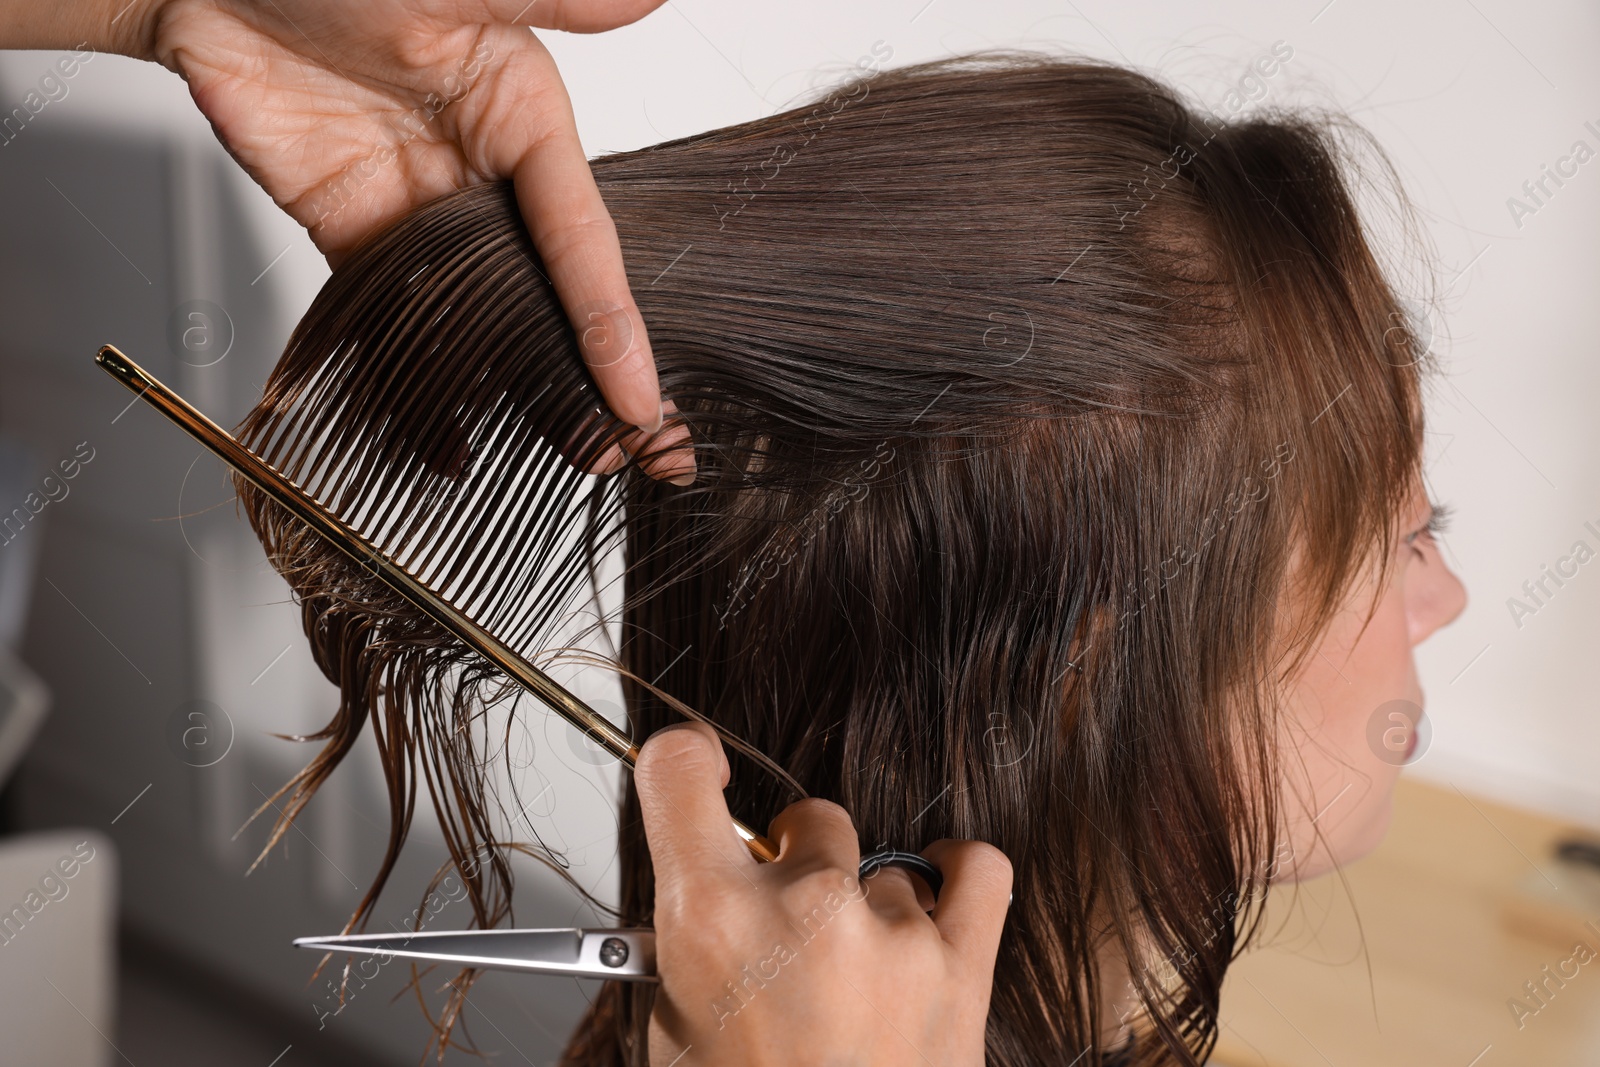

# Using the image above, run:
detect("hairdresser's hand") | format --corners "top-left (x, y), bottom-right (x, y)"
top-left (24, 0), bottom-right (688, 478)
top-left (635, 723), bottom-right (1011, 1067)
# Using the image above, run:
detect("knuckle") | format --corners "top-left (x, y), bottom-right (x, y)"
top-left (778, 796), bottom-right (854, 833)
top-left (859, 865), bottom-right (915, 900)
top-left (828, 897), bottom-right (877, 939)
top-left (949, 840), bottom-right (1015, 896)
top-left (776, 867), bottom-right (866, 935)
top-left (635, 727), bottom-right (714, 781)
top-left (921, 837), bottom-right (1014, 896)
top-left (963, 840), bottom-right (1014, 878)
top-left (780, 866), bottom-right (848, 908)
top-left (791, 796), bottom-right (847, 820)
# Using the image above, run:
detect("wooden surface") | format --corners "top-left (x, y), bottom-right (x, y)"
top-left (1213, 776), bottom-right (1600, 1066)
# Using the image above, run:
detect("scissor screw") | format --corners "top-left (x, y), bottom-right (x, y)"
top-left (599, 937), bottom-right (630, 968)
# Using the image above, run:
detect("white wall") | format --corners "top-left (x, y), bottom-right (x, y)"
top-left (4, 0), bottom-right (1596, 859)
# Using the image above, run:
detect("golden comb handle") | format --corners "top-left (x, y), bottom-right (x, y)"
top-left (95, 344), bottom-right (779, 864)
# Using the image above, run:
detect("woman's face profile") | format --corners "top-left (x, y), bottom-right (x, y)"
top-left (1275, 480), bottom-right (1467, 882)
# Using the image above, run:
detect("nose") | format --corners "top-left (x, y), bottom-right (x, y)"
top-left (1409, 548), bottom-right (1467, 646)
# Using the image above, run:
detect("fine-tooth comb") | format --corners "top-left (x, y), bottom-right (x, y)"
top-left (94, 342), bottom-right (780, 862)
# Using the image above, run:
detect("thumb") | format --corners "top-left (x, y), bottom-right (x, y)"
top-left (634, 722), bottom-right (749, 887)
top-left (922, 839), bottom-right (1013, 975)
top-left (495, 0), bottom-right (670, 34)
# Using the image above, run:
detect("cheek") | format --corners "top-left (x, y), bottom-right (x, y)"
top-left (1276, 569), bottom-right (1416, 878)
top-left (1310, 569), bottom-right (1419, 741)
top-left (1356, 577), bottom-right (1420, 699)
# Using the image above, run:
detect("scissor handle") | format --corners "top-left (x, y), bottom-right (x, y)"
top-left (858, 850), bottom-right (943, 902)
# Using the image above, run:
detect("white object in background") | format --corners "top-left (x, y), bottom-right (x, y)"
top-left (0, 830), bottom-right (118, 1067)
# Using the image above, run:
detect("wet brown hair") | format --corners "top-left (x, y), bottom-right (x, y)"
top-left (237, 51), bottom-right (1433, 1066)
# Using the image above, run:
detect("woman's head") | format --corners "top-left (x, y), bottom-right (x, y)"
top-left (238, 50), bottom-right (1460, 1065)
top-left (1274, 479), bottom-right (1465, 882)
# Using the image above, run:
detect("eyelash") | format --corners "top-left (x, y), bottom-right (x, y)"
top-left (1405, 503), bottom-right (1453, 554)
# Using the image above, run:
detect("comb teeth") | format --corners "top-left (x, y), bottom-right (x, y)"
top-left (236, 184), bottom-right (629, 664)
top-left (96, 334), bottom-right (791, 873)
top-left (211, 184), bottom-right (801, 917)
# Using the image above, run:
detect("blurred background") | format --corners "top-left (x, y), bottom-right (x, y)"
top-left (0, 1), bottom-right (1595, 1064)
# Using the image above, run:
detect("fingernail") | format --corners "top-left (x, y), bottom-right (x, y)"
top-left (667, 470), bottom-right (695, 487)
top-left (637, 397), bottom-right (664, 436)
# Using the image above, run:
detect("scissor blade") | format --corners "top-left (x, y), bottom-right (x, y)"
top-left (293, 927), bottom-right (657, 982)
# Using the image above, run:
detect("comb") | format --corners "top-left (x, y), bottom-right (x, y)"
top-left (94, 343), bottom-right (778, 862)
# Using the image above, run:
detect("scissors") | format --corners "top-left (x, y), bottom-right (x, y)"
top-left (295, 851), bottom-right (942, 981)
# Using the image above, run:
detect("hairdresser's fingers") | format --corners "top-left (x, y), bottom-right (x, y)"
top-left (768, 798), bottom-right (861, 874)
top-left (555, 406), bottom-right (628, 476)
top-left (921, 839), bottom-right (1013, 972)
top-left (635, 722), bottom-right (753, 888)
top-left (616, 398), bottom-right (697, 484)
top-left (473, 0), bottom-right (668, 33)
top-left (557, 399), bottom-right (693, 481)
top-left (454, 29), bottom-right (695, 480)
top-left (470, 37), bottom-right (662, 437)
top-left (857, 863), bottom-right (931, 925)
top-left (766, 804), bottom-right (937, 921)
